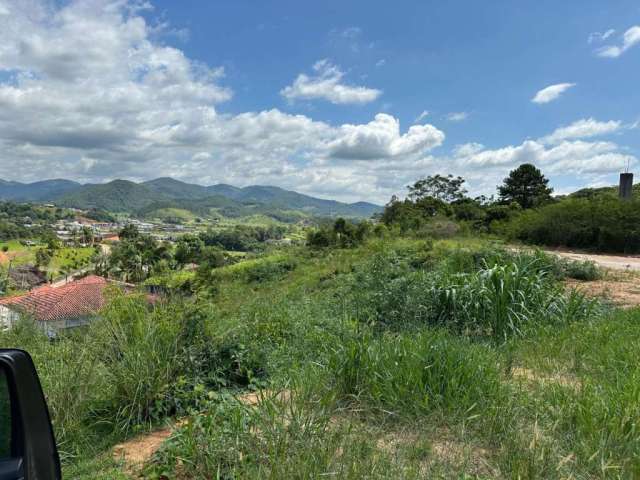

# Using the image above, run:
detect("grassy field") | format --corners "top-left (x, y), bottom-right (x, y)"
top-left (1, 236), bottom-right (638, 479)
top-left (0, 240), bottom-right (94, 279)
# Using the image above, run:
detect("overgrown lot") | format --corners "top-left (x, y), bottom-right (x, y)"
top-left (1, 237), bottom-right (639, 479)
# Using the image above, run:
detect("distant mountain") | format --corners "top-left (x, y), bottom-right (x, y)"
top-left (0, 179), bottom-right (81, 201)
top-left (142, 177), bottom-right (210, 199)
top-left (54, 180), bottom-right (166, 212)
top-left (0, 177), bottom-right (382, 218)
top-left (222, 185), bottom-right (381, 217)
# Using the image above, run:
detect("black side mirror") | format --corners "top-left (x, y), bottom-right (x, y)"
top-left (0, 349), bottom-right (61, 480)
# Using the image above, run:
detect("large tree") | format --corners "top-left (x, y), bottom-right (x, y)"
top-left (408, 174), bottom-right (467, 203)
top-left (498, 164), bottom-right (553, 209)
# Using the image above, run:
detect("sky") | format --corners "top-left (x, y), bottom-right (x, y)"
top-left (0, 0), bottom-right (638, 204)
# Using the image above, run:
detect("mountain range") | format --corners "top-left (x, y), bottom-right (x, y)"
top-left (0, 177), bottom-right (381, 219)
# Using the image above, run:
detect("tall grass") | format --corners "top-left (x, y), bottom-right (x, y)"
top-left (146, 391), bottom-right (409, 479)
top-left (346, 247), bottom-right (600, 342)
top-left (1, 237), bottom-right (631, 478)
top-left (323, 327), bottom-right (506, 418)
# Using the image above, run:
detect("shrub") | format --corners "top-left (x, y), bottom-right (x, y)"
top-left (504, 197), bottom-right (640, 253)
top-left (561, 259), bottom-right (601, 281)
top-left (345, 249), bottom-right (598, 342)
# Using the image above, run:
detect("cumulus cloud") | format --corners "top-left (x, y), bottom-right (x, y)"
top-left (455, 139), bottom-right (634, 176)
top-left (0, 0), bottom-right (636, 205)
top-left (541, 118), bottom-right (622, 144)
top-left (327, 114), bottom-right (445, 160)
top-left (531, 83), bottom-right (576, 104)
top-left (280, 59), bottom-right (382, 105)
top-left (596, 25), bottom-right (640, 58)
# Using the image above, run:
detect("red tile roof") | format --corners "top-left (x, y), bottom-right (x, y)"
top-left (0, 275), bottom-right (110, 322)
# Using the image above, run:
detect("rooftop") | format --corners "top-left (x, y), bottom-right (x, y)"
top-left (0, 275), bottom-right (111, 322)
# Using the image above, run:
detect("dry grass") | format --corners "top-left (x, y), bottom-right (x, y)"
top-left (510, 366), bottom-right (581, 390)
top-left (376, 427), bottom-right (499, 478)
top-left (566, 272), bottom-right (640, 308)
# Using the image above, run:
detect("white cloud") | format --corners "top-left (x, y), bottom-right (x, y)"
top-left (327, 113), bottom-right (445, 160)
top-left (415, 110), bottom-right (429, 122)
top-left (531, 83), bottom-right (576, 104)
top-left (281, 59), bottom-right (382, 105)
top-left (375, 59), bottom-right (386, 68)
top-left (453, 142), bottom-right (484, 157)
top-left (596, 25), bottom-right (640, 58)
top-left (541, 118), bottom-right (622, 144)
top-left (0, 0), bottom-right (636, 205)
top-left (455, 139), bottom-right (634, 175)
top-left (588, 29), bottom-right (616, 43)
top-left (446, 112), bottom-right (468, 122)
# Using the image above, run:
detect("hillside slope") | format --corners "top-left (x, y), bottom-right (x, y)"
top-left (0, 179), bottom-right (81, 201)
top-left (0, 177), bottom-right (381, 218)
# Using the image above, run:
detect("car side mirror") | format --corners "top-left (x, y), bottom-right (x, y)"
top-left (0, 349), bottom-right (61, 480)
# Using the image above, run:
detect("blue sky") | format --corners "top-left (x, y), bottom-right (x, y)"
top-left (155, 0), bottom-right (639, 153)
top-left (0, 0), bottom-right (638, 202)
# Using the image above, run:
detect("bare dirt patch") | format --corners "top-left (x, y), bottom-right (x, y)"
top-left (376, 427), bottom-right (498, 478)
top-left (111, 390), bottom-right (290, 476)
top-left (0, 250), bottom-right (22, 265)
top-left (511, 367), bottom-right (581, 390)
top-left (543, 249), bottom-right (640, 271)
top-left (566, 275), bottom-right (640, 308)
top-left (112, 424), bottom-right (179, 476)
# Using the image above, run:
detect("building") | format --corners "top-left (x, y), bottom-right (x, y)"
top-left (0, 275), bottom-right (111, 336)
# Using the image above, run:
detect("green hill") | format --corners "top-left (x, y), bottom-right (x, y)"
top-left (0, 179), bottom-right (81, 201)
top-left (0, 177), bottom-right (382, 218)
top-left (54, 180), bottom-right (165, 212)
top-left (570, 183), bottom-right (640, 199)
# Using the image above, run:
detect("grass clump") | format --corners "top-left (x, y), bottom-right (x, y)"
top-left (323, 327), bottom-right (506, 419)
top-left (346, 247), bottom-right (599, 342)
top-left (145, 393), bottom-right (404, 480)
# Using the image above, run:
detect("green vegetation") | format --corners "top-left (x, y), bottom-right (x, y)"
top-left (2, 232), bottom-right (638, 479)
top-left (2, 165), bottom-right (640, 478)
top-left (379, 166), bottom-right (640, 254)
top-left (501, 196), bottom-right (640, 253)
top-left (0, 177), bottom-right (381, 219)
top-left (0, 201), bottom-right (70, 241)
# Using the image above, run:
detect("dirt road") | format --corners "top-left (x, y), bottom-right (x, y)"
top-left (544, 250), bottom-right (640, 271)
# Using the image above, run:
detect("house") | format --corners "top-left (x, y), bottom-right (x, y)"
top-left (0, 275), bottom-right (111, 336)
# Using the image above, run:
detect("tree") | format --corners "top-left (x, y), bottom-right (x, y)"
top-left (81, 226), bottom-right (94, 246)
top-left (35, 249), bottom-right (51, 269)
top-left (498, 164), bottom-right (553, 209)
top-left (408, 174), bottom-right (467, 203)
top-left (195, 246), bottom-right (228, 290)
top-left (119, 224), bottom-right (140, 241)
top-left (174, 234), bottom-right (205, 267)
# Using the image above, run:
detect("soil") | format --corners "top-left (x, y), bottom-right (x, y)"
top-left (566, 274), bottom-right (640, 308)
top-left (111, 390), bottom-right (289, 476)
top-left (543, 249), bottom-right (640, 271)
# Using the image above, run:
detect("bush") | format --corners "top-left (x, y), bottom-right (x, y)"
top-left (504, 197), bottom-right (640, 253)
top-left (345, 249), bottom-right (599, 342)
top-left (213, 255), bottom-right (297, 284)
top-left (561, 259), bottom-right (601, 281)
top-left (307, 218), bottom-right (372, 249)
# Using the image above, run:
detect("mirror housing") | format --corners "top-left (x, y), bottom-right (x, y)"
top-left (0, 349), bottom-right (61, 480)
